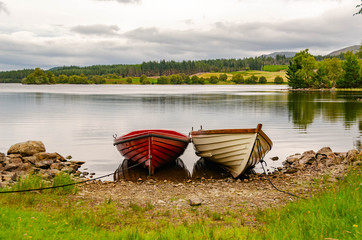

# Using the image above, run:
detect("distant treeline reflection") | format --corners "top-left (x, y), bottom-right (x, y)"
top-left (288, 91), bottom-right (362, 129)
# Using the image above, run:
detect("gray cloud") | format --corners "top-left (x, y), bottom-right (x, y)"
top-left (95, 0), bottom-right (141, 4)
top-left (0, 6), bottom-right (360, 71)
top-left (0, 1), bottom-right (9, 14)
top-left (71, 24), bottom-right (120, 36)
top-left (123, 9), bottom-right (361, 58)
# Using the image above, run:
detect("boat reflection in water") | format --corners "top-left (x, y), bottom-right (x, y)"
top-left (191, 158), bottom-right (232, 179)
top-left (114, 158), bottom-right (190, 182)
top-left (191, 158), bottom-right (256, 180)
top-left (114, 157), bottom-right (259, 182)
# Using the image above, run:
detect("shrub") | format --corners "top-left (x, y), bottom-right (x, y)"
top-left (245, 75), bottom-right (258, 84)
top-left (209, 76), bottom-right (219, 84)
top-left (232, 74), bottom-right (244, 84)
top-left (126, 77), bottom-right (133, 84)
top-left (274, 76), bottom-right (284, 84)
top-left (259, 76), bottom-right (267, 84)
top-left (218, 73), bottom-right (228, 81)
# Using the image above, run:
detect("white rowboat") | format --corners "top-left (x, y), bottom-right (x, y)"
top-left (190, 124), bottom-right (273, 178)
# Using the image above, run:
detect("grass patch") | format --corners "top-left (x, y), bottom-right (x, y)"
top-left (51, 172), bottom-right (78, 195)
top-left (262, 65), bottom-right (288, 72)
top-left (256, 168), bottom-right (361, 239)
top-left (200, 70), bottom-right (287, 83)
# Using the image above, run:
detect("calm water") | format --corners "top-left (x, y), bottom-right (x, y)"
top-left (1, 84), bottom-right (361, 178)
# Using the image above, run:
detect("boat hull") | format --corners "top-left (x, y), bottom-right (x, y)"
top-left (114, 130), bottom-right (190, 175)
top-left (191, 124), bottom-right (272, 178)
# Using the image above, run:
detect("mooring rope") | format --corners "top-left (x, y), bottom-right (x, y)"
top-left (0, 158), bottom-right (151, 194)
top-left (256, 137), bottom-right (306, 200)
top-left (0, 172), bottom-right (114, 194)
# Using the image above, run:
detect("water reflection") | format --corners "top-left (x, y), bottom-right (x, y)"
top-left (114, 158), bottom-right (190, 182)
top-left (191, 158), bottom-right (232, 179)
top-left (288, 91), bottom-right (362, 130)
top-left (114, 157), bottom-right (261, 182)
top-left (1, 84), bottom-right (361, 179)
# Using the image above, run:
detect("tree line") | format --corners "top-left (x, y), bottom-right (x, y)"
top-left (21, 68), bottom-right (285, 85)
top-left (0, 56), bottom-right (290, 83)
top-left (287, 48), bottom-right (362, 89)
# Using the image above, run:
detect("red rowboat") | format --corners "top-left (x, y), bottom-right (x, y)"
top-left (113, 130), bottom-right (190, 175)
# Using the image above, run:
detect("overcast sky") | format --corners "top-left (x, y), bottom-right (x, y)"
top-left (0, 0), bottom-right (361, 71)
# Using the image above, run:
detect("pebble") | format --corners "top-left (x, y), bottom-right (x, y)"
top-left (189, 196), bottom-right (202, 206)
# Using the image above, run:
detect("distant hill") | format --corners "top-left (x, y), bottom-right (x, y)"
top-left (327, 45), bottom-right (361, 57)
top-left (261, 51), bottom-right (297, 59)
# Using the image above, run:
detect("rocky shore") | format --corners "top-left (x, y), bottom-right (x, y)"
top-left (0, 140), bottom-right (86, 187)
top-left (1, 140), bottom-right (361, 215)
top-left (71, 147), bottom-right (361, 225)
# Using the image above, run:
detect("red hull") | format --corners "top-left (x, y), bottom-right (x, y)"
top-left (114, 130), bottom-right (190, 175)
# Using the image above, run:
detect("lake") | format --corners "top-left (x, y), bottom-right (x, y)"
top-left (0, 84), bottom-right (361, 179)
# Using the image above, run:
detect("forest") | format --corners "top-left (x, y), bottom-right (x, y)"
top-left (0, 55), bottom-right (294, 83)
top-left (287, 49), bottom-right (362, 89)
top-left (1, 50), bottom-right (361, 88)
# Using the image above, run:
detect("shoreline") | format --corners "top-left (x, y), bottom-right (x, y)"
top-left (1, 141), bottom-right (361, 210)
top-left (1, 140), bottom-right (361, 239)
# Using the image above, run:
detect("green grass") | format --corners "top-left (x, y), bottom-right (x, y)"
top-left (0, 168), bottom-right (360, 239)
top-left (262, 65), bottom-right (288, 72)
top-left (105, 77), bottom-right (158, 84)
top-left (256, 168), bottom-right (361, 240)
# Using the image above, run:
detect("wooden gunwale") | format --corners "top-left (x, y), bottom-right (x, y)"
top-left (114, 133), bottom-right (190, 146)
top-left (190, 124), bottom-right (272, 150)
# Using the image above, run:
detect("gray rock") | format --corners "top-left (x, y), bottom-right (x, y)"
top-left (23, 156), bottom-right (37, 165)
top-left (334, 152), bottom-right (347, 163)
top-left (70, 161), bottom-right (85, 166)
top-left (316, 147), bottom-right (334, 156)
top-left (317, 147), bottom-right (339, 166)
top-left (19, 162), bottom-right (33, 172)
top-left (35, 159), bottom-right (54, 169)
top-left (34, 152), bottom-right (63, 162)
top-left (299, 150), bottom-right (316, 165)
top-left (284, 168), bottom-right (298, 174)
top-left (7, 155), bottom-right (23, 165)
top-left (50, 163), bottom-right (63, 170)
top-left (345, 149), bottom-right (359, 163)
top-left (294, 163), bottom-right (305, 170)
top-left (7, 140), bottom-right (46, 157)
top-left (0, 152), bottom-right (5, 164)
top-left (4, 163), bottom-right (21, 172)
top-left (61, 165), bottom-right (78, 173)
top-left (285, 154), bottom-right (301, 165)
top-left (189, 196), bottom-right (202, 206)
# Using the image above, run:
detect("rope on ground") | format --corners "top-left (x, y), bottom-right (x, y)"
top-left (256, 137), bottom-right (306, 200)
top-left (0, 158), bottom-right (151, 194)
top-left (0, 172), bottom-right (114, 194)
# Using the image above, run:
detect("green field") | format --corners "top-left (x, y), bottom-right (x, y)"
top-left (198, 70), bottom-right (287, 83)
top-left (262, 65), bottom-right (288, 72)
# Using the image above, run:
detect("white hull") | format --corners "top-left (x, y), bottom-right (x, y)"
top-left (191, 125), bottom-right (272, 178)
